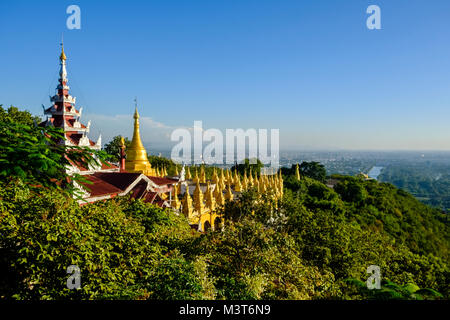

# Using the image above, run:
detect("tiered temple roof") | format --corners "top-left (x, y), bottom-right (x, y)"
top-left (40, 43), bottom-right (101, 150)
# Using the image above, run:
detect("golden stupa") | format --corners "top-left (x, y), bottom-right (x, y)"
top-left (125, 105), bottom-right (155, 176)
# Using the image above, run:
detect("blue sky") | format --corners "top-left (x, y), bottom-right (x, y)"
top-left (1, 0), bottom-right (450, 151)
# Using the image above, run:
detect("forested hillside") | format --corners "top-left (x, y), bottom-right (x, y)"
top-left (379, 163), bottom-right (450, 213)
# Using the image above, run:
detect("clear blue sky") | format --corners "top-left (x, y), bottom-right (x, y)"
top-left (1, 0), bottom-right (450, 150)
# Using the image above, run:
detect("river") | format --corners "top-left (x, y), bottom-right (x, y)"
top-left (368, 166), bottom-right (384, 180)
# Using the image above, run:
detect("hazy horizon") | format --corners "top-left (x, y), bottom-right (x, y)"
top-left (1, 0), bottom-right (450, 150)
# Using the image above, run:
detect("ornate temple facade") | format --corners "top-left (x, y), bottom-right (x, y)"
top-left (41, 44), bottom-right (101, 151)
top-left (40, 44), bottom-right (283, 232)
top-left (40, 43), bottom-right (117, 175)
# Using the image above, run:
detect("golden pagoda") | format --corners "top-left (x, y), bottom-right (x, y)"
top-left (200, 166), bottom-right (207, 183)
top-left (125, 105), bottom-right (155, 175)
top-left (234, 172), bottom-right (242, 192)
top-left (182, 185), bottom-right (193, 218)
top-left (242, 171), bottom-right (248, 190)
top-left (248, 169), bottom-right (254, 187)
top-left (171, 184), bottom-right (181, 209)
top-left (220, 169), bottom-right (226, 190)
top-left (186, 167), bottom-right (192, 179)
top-left (205, 182), bottom-right (216, 211)
top-left (212, 168), bottom-right (219, 185)
top-left (253, 174), bottom-right (259, 190)
top-left (295, 164), bottom-right (301, 181)
top-left (193, 180), bottom-right (205, 214)
top-left (278, 170), bottom-right (284, 197)
top-left (225, 183), bottom-right (234, 201)
top-left (214, 181), bottom-right (225, 206)
top-left (227, 169), bottom-right (233, 184)
top-left (193, 168), bottom-right (199, 183)
top-left (258, 175), bottom-right (266, 193)
top-left (60, 43), bottom-right (67, 61)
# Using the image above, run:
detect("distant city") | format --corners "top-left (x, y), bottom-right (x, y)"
top-left (147, 148), bottom-right (450, 212)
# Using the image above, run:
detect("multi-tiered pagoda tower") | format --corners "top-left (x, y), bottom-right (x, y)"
top-left (41, 43), bottom-right (101, 150)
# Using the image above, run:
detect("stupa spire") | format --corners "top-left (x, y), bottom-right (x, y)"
top-left (182, 185), bottom-right (193, 217)
top-left (295, 164), bottom-right (301, 181)
top-left (125, 98), bottom-right (155, 175)
top-left (214, 181), bottom-right (225, 206)
top-left (205, 182), bottom-right (216, 211)
top-left (200, 166), bottom-right (206, 183)
top-left (172, 184), bottom-right (181, 210)
top-left (193, 180), bottom-right (205, 213)
top-left (225, 183), bottom-right (234, 201)
top-left (242, 171), bottom-right (248, 190)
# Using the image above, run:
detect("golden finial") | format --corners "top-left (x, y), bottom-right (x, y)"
top-left (60, 35), bottom-right (67, 61)
top-left (295, 164), bottom-right (300, 181)
top-left (133, 98), bottom-right (140, 119)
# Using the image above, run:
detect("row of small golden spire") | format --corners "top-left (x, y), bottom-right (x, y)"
top-left (172, 168), bottom-right (285, 217)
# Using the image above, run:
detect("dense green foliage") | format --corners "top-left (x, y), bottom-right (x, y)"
top-left (0, 105), bottom-right (40, 126)
top-left (379, 163), bottom-right (450, 213)
top-left (284, 174), bottom-right (449, 297)
top-left (282, 162), bottom-right (327, 183)
top-left (148, 155), bottom-right (179, 176)
top-left (0, 106), bottom-right (109, 196)
top-left (1, 172), bottom-right (448, 299)
top-left (1, 107), bottom-right (448, 300)
top-left (0, 180), bottom-right (204, 299)
top-left (231, 158), bottom-right (264, 176)
top-left (103, 135), bottom-right (131, 163)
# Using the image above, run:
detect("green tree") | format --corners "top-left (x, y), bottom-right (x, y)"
top-left (0, 182), bottom-right (208, 300)
top-left (334, 179), bottom-right (368, 204)
top-left (0, 120), bottom-right (109, 195)
top-left (103, 135), bottom-right (131, 162)
top-left (231, 158), bottom-right (264, 176)
top-left (148, 155), bottom-right (178, 175)
top-left (0, 105), bottom-right (40, 126)
top-left (298, 161), bottom-right (327, 182)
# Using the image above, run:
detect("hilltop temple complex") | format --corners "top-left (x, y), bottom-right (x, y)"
top-left (40, 44), bottom-right (284, 231)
